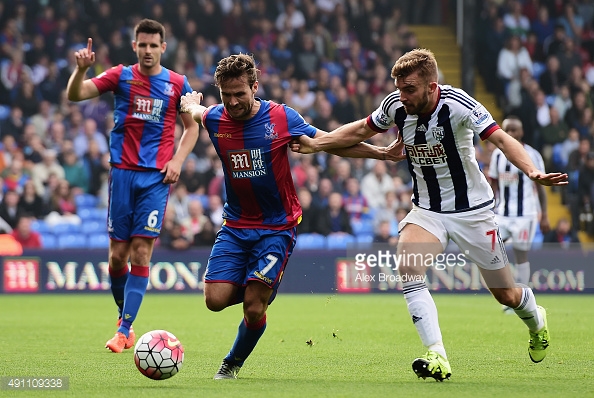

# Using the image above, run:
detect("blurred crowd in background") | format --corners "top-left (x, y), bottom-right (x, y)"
top-left (0, 0), bottom-right (587, 251)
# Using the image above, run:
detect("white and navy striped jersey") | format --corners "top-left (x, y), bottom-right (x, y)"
top-left (367, 85), bottom-right (499, 213)
top-left (488, 144), bottom-right (544, 217)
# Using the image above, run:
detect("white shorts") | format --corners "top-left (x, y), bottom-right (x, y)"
top-left (495, 214), bottom-right (538, 252)
top-left (399, 205), bottom-right (508, 270)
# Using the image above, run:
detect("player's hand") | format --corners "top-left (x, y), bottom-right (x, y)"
top-left (289, 135), bottom-right (319, 154)
top-left (383, 137), bottom-right (406, 162)
top-left (74, 38), bottom-right (95, 70)
top-left (529, 171), bottom-right (568, 186)
top-left (180, 91), bottom-right (203, 114)
top-left (160, 157), bottom-right (183, 184)
top-left (539, 215), bottom-right (551, 234)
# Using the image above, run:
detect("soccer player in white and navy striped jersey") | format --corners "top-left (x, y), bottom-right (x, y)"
top-left (291, 48), bottom-right (567, 381)
top-left (489, 116), bottom-right (550, 312)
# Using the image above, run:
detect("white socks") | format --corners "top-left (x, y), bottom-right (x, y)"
top-left (403, 281), bottom-right (447, 358)
top-left (513, 284), bottom-right (544, 332)
top-left (515, 262), bottom-right (531, 285)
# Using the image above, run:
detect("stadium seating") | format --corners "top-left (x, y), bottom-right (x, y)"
top-left (52, 223), bottom-right (81, 235)
top-left (30, 220), bottom-right (52, 233)
top-left (295, 233), bottom-right (326, 250)
top-left (57, 233), bottom-right (87, 249)
top-left (75, 193), bottom-right (99, 209)
top-left (326, 234), bottom-right (356, 250)
top-left (351, 219), bottom-right (374, 237)
top-left (355, 234), bottom-right (374, 248)
top-left (40, 233), bottom-right (57, 249)
top-left (80, 220), bottom-right (107, 235)
top-left (87, 233), bottom-right (110, 249)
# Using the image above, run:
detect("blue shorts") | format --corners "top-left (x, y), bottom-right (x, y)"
top-left (205, 225), bottom-right (297, 303)
top-left (108, 168), bottom-right (170, 241)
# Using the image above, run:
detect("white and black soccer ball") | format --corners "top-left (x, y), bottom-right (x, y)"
top-left (134, 330), bottom-right (184, 380)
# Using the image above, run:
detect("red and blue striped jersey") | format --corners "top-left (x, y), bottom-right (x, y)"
top-left (91, 64), bottom-right (192, 170)
top-left (204, 99), bottom-right (317, 229)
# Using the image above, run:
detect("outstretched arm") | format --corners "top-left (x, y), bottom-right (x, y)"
top-left (66, 38), bottom-right (100, 101)
top-left (292, 119), bottom-right (378, 154)
top-left (486, 129), bottom-right (568, 186)
top-left (314, 131), bottom-right (405, 162)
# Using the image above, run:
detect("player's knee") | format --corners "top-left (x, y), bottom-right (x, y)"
top-left (493, 288), bottom-right (520, 308)
top-left (243, 301), bottom-right (266, 323)
top-left (204, 295), bottom-right (227, 312)
top-left (109, 253), bottom-right (128, 269)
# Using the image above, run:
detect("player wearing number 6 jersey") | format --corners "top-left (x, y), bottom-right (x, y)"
top-left (181, 53), bottom-right (403, 379)
top-left (291, 48), bottom-right (568, 380)
top-left (66, 19), bottom-right (199, 353)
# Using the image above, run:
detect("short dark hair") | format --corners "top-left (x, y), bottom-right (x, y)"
top-left (134, 18), bottom-right (165, 42)
top-left (214, 53), bottom-right (259, 87)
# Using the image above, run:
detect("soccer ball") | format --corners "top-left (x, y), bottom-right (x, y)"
top-left (134, 330), bottom-right (184, 380)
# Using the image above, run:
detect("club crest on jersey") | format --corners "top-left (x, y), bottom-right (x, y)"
top-left (264, 123), bottom-right (278, 140)
top-left (431, 126), bottom-right (444, 141)
top-left (132, 96), bottom-right (163, 122)
top-left (163, 82), bottom-right (174, 96)
top-left (228, 148), bottom-right (267, 178)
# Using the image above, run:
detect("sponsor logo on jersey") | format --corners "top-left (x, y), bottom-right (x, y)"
top-left (254, 270), bottom-right (273, 284)
top-left (499, 171), bottom-right (519, 185)
top-left (471, 105), bottom-right (489, 125)
top-left (264, 123), bottom-right (278, 140)
top-left (405, 143), bottom-right (448, 165)
top-left (132, 96), bottom-right (163, 122)
top-left (228, 148), bottom-right (267, 178)
top-left (163, 82), bottom-right (174, 96)
top-left (374, 112), bottom-right (390, 128)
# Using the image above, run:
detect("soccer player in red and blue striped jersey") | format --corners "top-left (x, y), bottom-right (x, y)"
top-left (67, 19), bottom-right (198, 353)
top-left (181, 54), bottom-right (405, 379)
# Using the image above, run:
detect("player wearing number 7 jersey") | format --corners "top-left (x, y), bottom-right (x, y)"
top-left (66, 19), bottom-right (199, 353)
top-left (291, 49), bottom-right (568, 380)
top-left (180, 53), bottom-right (404, 379)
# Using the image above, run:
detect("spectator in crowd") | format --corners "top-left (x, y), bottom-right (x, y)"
top-left (317, 191), bottom-right (352, 236)
top-left (18, 180), bottom-right (46, 219)
top-left (61, 149), bottom-right (88, 194)
top-left (46, 179), bottom-right (79, 226)
top-left (31, 148), bottom-right (65, 196)
top-left (342, 177), bottom-right (368, 221)
top-left (11, 216), bottom-right (42, 248)
top-left (541, 106), bottom-right (569, 166)
top-left (297, 186), bottom-right (320, 235)
top-left (179, 157), bottom-right (202, 194)
top-left (1, 156), bottom-right (29, 193)
top-left (73, 118), bottom-right (108, 159)
top-left (183, 198), bottom-right (215, 247)
top-left (373, 219), bottom-right (398, 246)
top-left (360, 160), bottom-right (395, 209)
top-left (0, 189), bottom-right (25, 229)
top-left (82, 140), bottom-right (108, 196)
top-left (206, 194), bottom-right (224, 229)
top-left (543, 217), bottom-right (580, 248)
top-left (538, 55), bottom-right (565, 96)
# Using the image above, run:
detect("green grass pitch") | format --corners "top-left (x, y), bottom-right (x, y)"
top-left (1, 293), bottom-right (593, 397)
